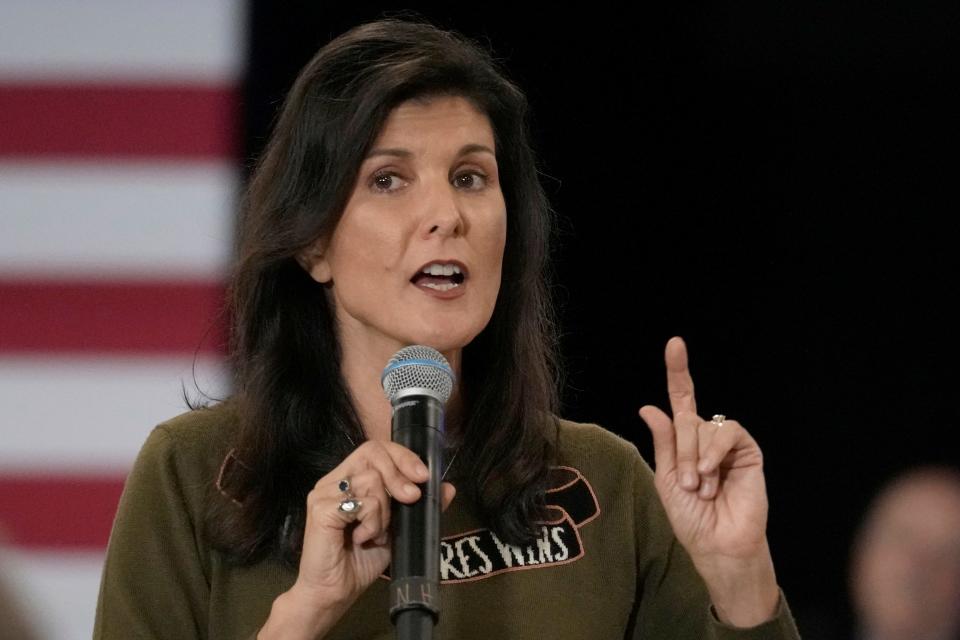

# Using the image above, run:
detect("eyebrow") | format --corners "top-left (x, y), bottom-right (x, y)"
top-left (365, 143), bottom-right (495, 159)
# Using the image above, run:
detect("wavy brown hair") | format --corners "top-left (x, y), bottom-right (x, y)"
top-left (208, 16), bottom-right (560, 565)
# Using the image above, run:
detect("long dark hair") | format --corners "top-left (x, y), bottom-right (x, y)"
top-left (208, 16), bottom-right (560, 565)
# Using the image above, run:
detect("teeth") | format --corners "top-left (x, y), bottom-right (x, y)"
top-left (422, 263), bottom-right (462, 276)
top-left (422, 282), bottom-right (460, 292)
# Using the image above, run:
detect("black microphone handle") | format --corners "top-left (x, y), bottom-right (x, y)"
top-left (390, 394), bottom-right (444, 640)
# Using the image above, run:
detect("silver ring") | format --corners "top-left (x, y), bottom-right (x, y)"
top-left (338, 498), bottom-right (362, 514)
top-left (711, 414), bottom-right (726, 427)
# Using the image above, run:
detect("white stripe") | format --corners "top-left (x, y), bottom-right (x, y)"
top-left (1, 549), bottom-right (104, 640)
top-left (0, 355), bottom-right (230, 472)
top-left (0, 162), bottom-right (236, 280)
top-left (0, 0), bottom-right (245, 83)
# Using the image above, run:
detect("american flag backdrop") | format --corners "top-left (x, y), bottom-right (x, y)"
top-left (0, 2), bottom-right (245, 637)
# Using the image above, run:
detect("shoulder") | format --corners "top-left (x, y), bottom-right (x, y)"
top-left (551, 417), bottom-right (655, 500)
top-left (554, 417), bottom-right (645, 470)
top-left (152, 398), bottom-right (240, 450)
top-left (127, 400), bottom-right (240, 508)
top-left (143, 399), bottom-right (240, 462)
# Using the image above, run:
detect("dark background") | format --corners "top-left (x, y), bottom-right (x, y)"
top-left (243, 4), bottom-right (960, 636)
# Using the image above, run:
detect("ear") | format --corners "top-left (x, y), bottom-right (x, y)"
top-left (296, 239), bottom-right (333, 284)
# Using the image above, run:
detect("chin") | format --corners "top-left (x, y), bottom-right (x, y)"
top-left (404, 324), bottom-right (482, 355)
top-left (409, 333), bottom-right (473, 354)
top-left (403, 308), bottom-right (490, 352)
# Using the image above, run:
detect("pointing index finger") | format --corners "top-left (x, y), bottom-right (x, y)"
top-left (665, 336), bottom-right (697, 418)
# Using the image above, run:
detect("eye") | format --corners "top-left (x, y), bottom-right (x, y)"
top-left (370, 171), bottom-right (408, 193)
top-left (454, 170), bottom-right (489, 190)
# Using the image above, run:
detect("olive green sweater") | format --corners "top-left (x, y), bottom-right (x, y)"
top-left (93, 403), bottom-right (801, 639)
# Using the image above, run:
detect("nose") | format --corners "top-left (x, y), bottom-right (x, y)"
top-left (420, 179), bottom-right (466, 239)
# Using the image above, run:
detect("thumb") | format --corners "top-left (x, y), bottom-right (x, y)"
top-left (440, 482), bottom-right (457, 512)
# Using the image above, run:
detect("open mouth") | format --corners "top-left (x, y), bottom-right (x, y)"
top-left (411, 261), bottom-right (468, 292)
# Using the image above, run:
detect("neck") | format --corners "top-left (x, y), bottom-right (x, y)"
top-left (337, 329), bottom-right (462, 442)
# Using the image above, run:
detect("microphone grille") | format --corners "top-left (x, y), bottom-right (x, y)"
top-left (381, 345), bottom-right (455, 404)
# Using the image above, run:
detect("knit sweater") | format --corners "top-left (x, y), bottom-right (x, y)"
top-left (93, 402), bottom-right (801, 639)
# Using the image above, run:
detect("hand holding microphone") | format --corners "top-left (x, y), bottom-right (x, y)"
top-left (259, 346), bottom-right (455, 640)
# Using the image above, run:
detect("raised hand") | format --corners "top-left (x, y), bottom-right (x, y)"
top-left (639, 337), bottom-right (780, 627)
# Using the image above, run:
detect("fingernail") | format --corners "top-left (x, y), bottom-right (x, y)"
top-left (697, 460), bottom-right (710, 474)
top-left (417, 461), bottom-right (429, 478)
top-left (682, 472), bottom-right (697, 489)
top-left (404, 483), bottom-right (418, 497)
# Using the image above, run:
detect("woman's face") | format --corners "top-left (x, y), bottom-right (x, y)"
top-left (304, 95), bottom-right (507, 360)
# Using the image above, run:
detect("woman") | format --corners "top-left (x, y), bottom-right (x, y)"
top-left (94, 18), bottom-right (800, 639)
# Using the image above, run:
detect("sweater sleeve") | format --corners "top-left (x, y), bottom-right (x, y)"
top-left (627, 449), bottom-right (802, 640)
top-left (93, 425), bottom-right (211, 639)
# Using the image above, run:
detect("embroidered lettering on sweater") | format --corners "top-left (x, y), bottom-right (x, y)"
top-left (424, 465), bottom-right (600, 584)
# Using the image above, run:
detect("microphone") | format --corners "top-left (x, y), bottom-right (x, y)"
top-left (381, 345), bottom-right (454, 640)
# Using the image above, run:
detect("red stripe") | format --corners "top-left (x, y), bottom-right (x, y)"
top-left (0, 475), bottom-right (125, 549)
top-left (0, 279), bottom-right (227, 354)
top-left (0, 84), bottom-right (238, 158)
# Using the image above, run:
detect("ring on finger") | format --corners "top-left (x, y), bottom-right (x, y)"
top-left (710, 414), bottom-right (726, 427)
top-left (338, 477), bottom-right (355, 498)
top-left (338, 497), bottom-right (363, 516)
